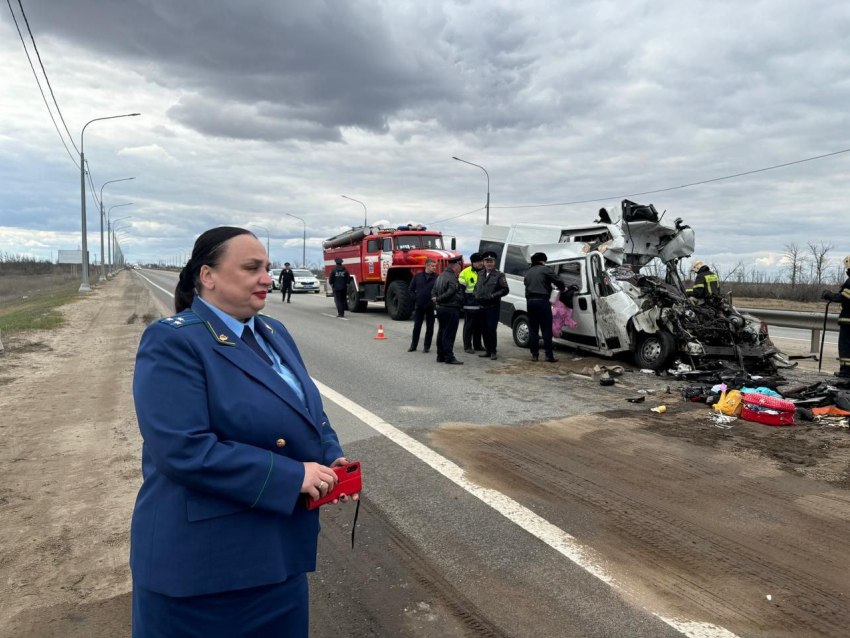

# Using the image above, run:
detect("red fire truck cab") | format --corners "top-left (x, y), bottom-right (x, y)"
top-left (323, 224), bottom-right (461, 320)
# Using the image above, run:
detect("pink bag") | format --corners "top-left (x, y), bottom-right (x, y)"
top-left (552, 300), bottom-right (577, 334)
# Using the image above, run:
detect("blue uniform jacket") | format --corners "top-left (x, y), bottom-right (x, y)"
top-left (130, 297), bottom-right (344, 597)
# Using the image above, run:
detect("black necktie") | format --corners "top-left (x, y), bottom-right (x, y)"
top-left (241, 326), bottom-right (273, 366)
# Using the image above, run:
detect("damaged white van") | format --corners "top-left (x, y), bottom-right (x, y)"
top-left (479, 200), bottom-right (788, 372)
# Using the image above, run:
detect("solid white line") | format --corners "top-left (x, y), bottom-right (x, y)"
top-left (136, 271), bottom-right (176, 297)
top-left (311, 379), bottom-right (739, 638)
top-left (321, 313), bottom-right (349, 321)
top-left (772, 335), bottom-right (838, 344)
top-left (130, 269), bottom-right (737, 637)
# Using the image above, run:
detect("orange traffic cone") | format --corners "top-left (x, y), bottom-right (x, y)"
top-left (374, 324), bottom-right (387, 340)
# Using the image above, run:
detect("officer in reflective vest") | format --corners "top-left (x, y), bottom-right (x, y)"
top-left (458, 253), bottom-right (484, 354)
top-left (687, 261), bottom-right (720, 303)
top-left (822, 255), bottom-right (850, 378)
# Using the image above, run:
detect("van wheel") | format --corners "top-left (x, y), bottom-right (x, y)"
top-left (386, 280), bottom-right (414, 320)
top-left (512, 314), bottom-right (531, 348)
top-left (347, 283), bottom-right (367, 312)
top-left (633, 331), bottom-right (676, 371)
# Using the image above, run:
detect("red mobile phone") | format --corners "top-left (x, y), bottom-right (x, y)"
top-left (305, 462), bottom-right (362, 510)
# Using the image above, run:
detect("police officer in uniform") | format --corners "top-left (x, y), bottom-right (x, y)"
top-left (408, 258), bottom-right (438, 353)
top-left (524, 252), bottom-right (565, 362)
top-left (458, 253), bottom-right (485, 354)
top-left (822, 255), bottom-right (850, 378)
top-left (132, 227), bottom-right (356, 637)
top-left (279, 262), bottom-right (295, 303)
top-left (474, 251), bottom-right (509, 360)
top-left (328, 257), bottom-right (351, 317)
top-left (687, 260), bottom-right (720, 303)
top-left (432, 255), bottom-right (465, 365)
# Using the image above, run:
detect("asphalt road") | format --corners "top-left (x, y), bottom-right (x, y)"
top-left (132, 269), bottom-right (847, 638)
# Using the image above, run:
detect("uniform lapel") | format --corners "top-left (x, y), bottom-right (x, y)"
top-left (191, 299), bottom-right (314, 426)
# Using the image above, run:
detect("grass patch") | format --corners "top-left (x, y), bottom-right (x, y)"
top-left (0, 283), bottom-right (83, 333)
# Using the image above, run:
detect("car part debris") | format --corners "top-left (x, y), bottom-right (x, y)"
top-left (626, 396), bottom-right (646, 403)
top-left (600, 378), bottom-right (616, 386)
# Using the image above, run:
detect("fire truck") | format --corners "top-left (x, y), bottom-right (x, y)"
top-left (323, 224), bottom-right (461, 320)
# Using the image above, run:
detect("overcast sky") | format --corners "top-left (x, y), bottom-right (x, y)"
top-left (2, 0), bottom-right (849, 275)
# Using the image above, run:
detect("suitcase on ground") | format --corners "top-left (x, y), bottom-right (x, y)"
top-left (741, 393), bottom-right (796, 426)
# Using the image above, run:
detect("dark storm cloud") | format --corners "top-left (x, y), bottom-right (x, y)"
top-left (26, 0), bottom-right (461, 141)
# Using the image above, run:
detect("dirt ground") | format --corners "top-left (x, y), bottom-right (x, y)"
top-left (0, 273), bottom-right (163, 637)
top-left (431, 400), bottom-right (850, 638)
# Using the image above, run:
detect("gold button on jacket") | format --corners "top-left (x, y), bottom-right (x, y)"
top-left (276, 438), bottom-right (286, 448)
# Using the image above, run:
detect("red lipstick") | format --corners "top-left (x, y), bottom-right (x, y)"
top-left (253, 291), bottom-right (267, 299)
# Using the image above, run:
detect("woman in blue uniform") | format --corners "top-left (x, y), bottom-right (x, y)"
top-left (131, 226), bottom-right (357, 637)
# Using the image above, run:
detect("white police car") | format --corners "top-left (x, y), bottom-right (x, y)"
top-left (292, 269), bottom-right (320, 293)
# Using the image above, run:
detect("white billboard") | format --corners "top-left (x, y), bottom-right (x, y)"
top-left (57, 250), bottom-right (89, 264)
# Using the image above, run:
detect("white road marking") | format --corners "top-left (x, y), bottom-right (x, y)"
top-left (321, 313), bottom-right (349, 321)
top-left (134, 267), bottom-right (739, 637)
top-left (311, 378), bottom-right (740, 638)
top-left (135, 271), bottom-right (176, 297)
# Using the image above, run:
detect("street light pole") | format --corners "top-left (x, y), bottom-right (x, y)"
top-left (98, 177), bottom-right (135, 281)
top-left (286, 213), bottom-right (307, 267)
top-left (341, 195), bottom-right (367, 226)
top-left (108, 206), bottom-right (133, 276)
top-left (113, 222), bottom-right (132, 273)
top-left (452, 156), bottom-right (490, 225)
top-left (109, 209), bottom-right (133, 276)
top-left (79, 113), bottom-right (140, 292)
top-left (250, 225), bottom-right (270, 260)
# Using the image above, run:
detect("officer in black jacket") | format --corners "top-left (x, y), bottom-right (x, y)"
top-left (279, 262), bottom-right (296, 303)
top-left (431, 255), bottom-right (465, 365)
top-left (474, 251), bottom-right (510, 360)
top-left (822, 255), bottom-right (850, 378)
top-left (408, 258), bottom-right (438, 353)
top-left (328, 258), bottom-right (351, 317)
top-left (524, 252), bottom-right (565, 362)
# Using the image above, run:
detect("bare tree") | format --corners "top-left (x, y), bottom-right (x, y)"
top-left (807, 241), bottom-right (833, 285)
top-left (782, 243), bottom-right (809, 288)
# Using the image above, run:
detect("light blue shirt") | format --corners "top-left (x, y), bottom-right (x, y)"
top-left (196, 297), bottom-right (306, 406)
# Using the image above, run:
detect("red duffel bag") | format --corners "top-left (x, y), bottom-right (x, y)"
top-left (741, 393), bottom-right (796, 426)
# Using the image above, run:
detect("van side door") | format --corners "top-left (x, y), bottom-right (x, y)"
top-left (554, 258), bottom-right (599, 349)
top-left (588, 252), bottom-right (639, 354)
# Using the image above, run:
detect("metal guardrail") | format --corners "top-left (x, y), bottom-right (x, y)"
top-left (738, 307), bottom-right (840, 354)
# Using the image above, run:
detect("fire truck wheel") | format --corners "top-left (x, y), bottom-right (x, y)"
top-left (346, 282), bottom-right (368, 312)
top-left (386, 280), bottom-right (414, 321)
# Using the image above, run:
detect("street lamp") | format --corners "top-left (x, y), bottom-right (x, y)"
top-left (341, 195), bottom-right (367, 226)
top-left (108, 206), bottom-right (133, 276)
top-left (114, 222), bottom-right (132, 273)
top-left (452, 156), bottom-right (490, 225)
top-left (99, 177), bottom-right (135, 281)
top-left (250, 225), bottom-right (270, 259)
top-left (286, 213), bottom-right (306, 267)
top-left (79, 113), bottom-right (140, 292)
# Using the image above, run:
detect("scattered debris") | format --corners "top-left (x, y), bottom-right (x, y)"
top-left (600, 378), bottom-right (616, 387)
top-left (627, 396), bottom-right (646, 403)
top-left (651, 406), bottom-right (667, 414)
